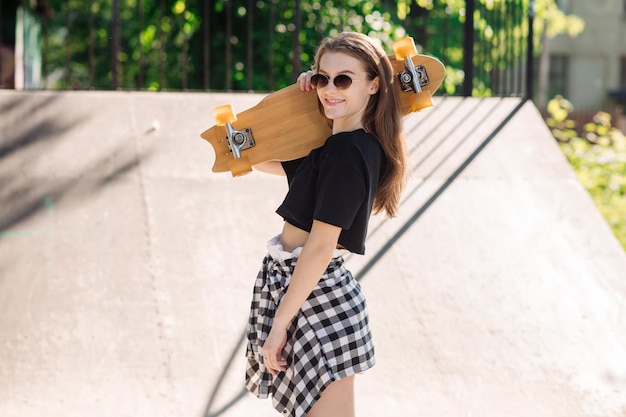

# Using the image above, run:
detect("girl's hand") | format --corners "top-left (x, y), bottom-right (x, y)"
top-left (297, 70), bottom-right (315, 91)
top-left (262, 325), bottom-right (288, 376)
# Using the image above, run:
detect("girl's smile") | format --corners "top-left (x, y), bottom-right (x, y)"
top-left (315, 52), bottom-right (379, 133)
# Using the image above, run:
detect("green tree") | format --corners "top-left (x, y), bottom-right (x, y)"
top-left (547, 96), bottom-right (626, 249)
top-left (40, 0), bottom-right (544, 94)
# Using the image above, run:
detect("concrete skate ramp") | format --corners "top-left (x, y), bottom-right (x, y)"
top-left (0, 90), bottom-right (625, 417)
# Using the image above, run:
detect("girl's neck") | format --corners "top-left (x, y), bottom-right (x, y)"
top-left (332, 120), bottom-right (364, 134)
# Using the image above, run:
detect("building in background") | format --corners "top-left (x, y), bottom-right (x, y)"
top-left (549, 0), bottom-right (626, 113)
top-left (0, 0), bottom-right (17, 88)
top-left (0, 0), bottom-right (47, 90)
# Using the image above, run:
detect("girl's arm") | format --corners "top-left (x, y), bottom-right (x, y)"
top-left (253, 161), bottom-right (286, 175)
top-left (262, 220), bottom-right (342, 375)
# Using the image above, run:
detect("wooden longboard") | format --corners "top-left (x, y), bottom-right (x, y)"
top-left (201, 38), bottom-right (445, 176)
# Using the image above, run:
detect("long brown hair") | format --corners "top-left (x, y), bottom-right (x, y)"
top-left (314, 32), bottom-right (407, 218)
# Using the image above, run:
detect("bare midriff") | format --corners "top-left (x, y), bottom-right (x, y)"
top-left (280, 222), bottom-right (310, 252)
top-left (280, 221), bottom-right (345, 252)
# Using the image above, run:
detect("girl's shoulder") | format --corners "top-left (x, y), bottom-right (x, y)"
top-left (323, 129), bottom-right (381, 153)
top-left (319, 129), bottom-right (383, 173)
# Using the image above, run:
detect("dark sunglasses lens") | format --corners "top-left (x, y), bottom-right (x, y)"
top-left (334, 74), bottom-right (353, 89)
top-left (310, 74), bottom-right (353, 89)
top-left (311, 74), bottom-right (328, 88)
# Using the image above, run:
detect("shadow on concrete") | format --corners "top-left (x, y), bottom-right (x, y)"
top-left (355, 98), bottom-right (527, 281)
top-left (0, 92), bottom-right (154, 237)
top-left (0, 94), bottom-right (62, 159)
top-left (203, 328), bottom-right (249, 417)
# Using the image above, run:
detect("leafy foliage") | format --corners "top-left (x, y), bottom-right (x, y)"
top-left (40, 0), bottom-right (533, 93)
top-left (26, 0), bottom-right (586, 94)
top-left (547, 96), bottom-right (626, 250)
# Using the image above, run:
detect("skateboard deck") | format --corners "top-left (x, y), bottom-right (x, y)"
top-left (201, 37), bottom-right (445, 176)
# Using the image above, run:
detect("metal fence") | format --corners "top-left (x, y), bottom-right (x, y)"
top-left (1, 0), bottom-right (534, 98)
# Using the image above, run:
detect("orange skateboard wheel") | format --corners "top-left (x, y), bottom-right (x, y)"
top-left (229, 156), bottom-right (252, 176)
top-left (213, 104), bottom-right (237, 126)
top-left (392, 37), bottom-right (417, 60)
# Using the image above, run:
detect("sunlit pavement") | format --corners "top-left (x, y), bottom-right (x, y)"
top-left (1, 90), bottom-right (625, 417)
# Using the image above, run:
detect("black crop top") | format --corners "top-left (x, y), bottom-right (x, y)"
top-left (276, 129), bottom-right (385, 255)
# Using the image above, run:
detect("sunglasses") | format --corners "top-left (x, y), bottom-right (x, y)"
top-left (310, 73), bottom-right (363, 90)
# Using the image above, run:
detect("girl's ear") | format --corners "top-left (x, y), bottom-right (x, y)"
top-left (369, 76), bottom-right (380, 95)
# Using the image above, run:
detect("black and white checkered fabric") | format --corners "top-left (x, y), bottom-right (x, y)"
top-left (245, 237), bottom-right (375, 416)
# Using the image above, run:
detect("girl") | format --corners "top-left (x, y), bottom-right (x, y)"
top-left (245, 31), bottom-right (407, 417)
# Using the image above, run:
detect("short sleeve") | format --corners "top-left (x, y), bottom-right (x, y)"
top-left (280, 157), bottom-right (306, 186)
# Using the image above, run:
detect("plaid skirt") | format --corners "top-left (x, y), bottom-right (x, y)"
top-left (245, 235), bottom-right (375, 417)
